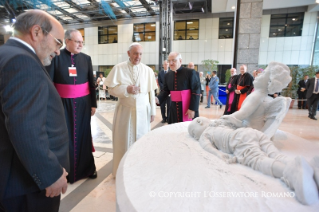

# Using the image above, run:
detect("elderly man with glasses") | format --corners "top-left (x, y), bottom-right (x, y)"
top-left (46, 29), bottom-right (97, 183)
top-left (156, 52), bottom-right (201, 123)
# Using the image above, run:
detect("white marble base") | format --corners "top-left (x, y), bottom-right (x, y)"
top-left (117, 122), bottom-right (319, 212)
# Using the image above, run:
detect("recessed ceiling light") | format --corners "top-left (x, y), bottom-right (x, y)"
top-left (227, 23), bottom-right (230, 25)
top-left (231, 6), bottom-right (235, 10)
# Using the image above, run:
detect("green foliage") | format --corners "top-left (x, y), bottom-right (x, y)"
top-left (225, 69), bottom-right (231, 83)
top-left (104, 68), bottom-right (112, 78)
top-left (201, 59), bottom-right (219, 74)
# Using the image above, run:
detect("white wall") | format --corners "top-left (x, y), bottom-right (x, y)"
top-left (81, 12), bottom-right (317, 67)
top-left (259, 12), bottom-right (317, 66)
top-left (82, 23), bottom-right (159, 66)
top-left (173, 18), bottom-right (234, 65)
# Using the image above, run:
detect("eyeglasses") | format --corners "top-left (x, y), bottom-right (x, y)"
top-left (42, 29), bottom-right (63, 49)
top-left (69, 39), bottom-right (84, 45)
top-left (167, 59), bottom-right (179, 64)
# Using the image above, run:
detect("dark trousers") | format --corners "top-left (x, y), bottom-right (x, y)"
top-left (200, 90), bottom-right (204, 102)
top-left (298, 92), bottom-right (307, 109)
top-left (160, 96), bottom-right (171, 121)
top-left (0, 190), bottom-right (60, 212)
top-left (307, 93), bottom-right (319, 117)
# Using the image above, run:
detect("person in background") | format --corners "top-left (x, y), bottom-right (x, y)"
top-left (158, 60), bottom-right (171, 123)
top-left (224, 68), bottom-right (238, 115)
top-left (297, 75), bottom-right (309, 109)
top-left (0, 10), bottom-right (69, 212)
top-left (306, 71), bottom-right (319, 120)
top-left (188, 62), bottom-right (200, 118)
top-left (205, 71), bottom-right (223, 109)
top-left (235, 65), bottom-right (254, 110)
top-left (46, 29), bottom-right (97, 183)
top-left (205, 73), bottom-right (214, 104)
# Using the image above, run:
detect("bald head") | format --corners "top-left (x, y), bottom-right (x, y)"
top-left (188, 62), bottom-right (195, 69)
top-left (168, 52), bottom-right (182, 71)
top-left (240, 65), bottom-right (247, 75)
top-left (12, 10), bottom-right (64, 66)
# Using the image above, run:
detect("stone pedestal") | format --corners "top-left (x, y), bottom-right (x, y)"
top-left (236, 0), bottom-right (263, 73)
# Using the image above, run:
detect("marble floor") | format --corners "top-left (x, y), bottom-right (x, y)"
top-left (59, 98), bottom-right (319, 212)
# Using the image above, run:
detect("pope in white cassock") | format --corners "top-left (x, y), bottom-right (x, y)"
top-left (104, 43), bottom-right (157, 176)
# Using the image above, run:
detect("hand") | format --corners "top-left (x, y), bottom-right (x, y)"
top-left (185, 109), bottom-right (195, 119)
top-left (91, 107), bottom-right (96, 116)
top-left (273, 93), bottom-right (278, 98)
top-left (150, 115), bottom-right (155, 123)
top-left (226, 90), bottom-right (229, 94)
top-left (219, 153), bottom-right (237, 164)
top-left (127, 85), bottom-right (140, 94)
top-left (45, 168), bottom-right (68, 198)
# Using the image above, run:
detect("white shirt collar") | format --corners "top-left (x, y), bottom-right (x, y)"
top-left (10, 37), bottom-right (35, 54)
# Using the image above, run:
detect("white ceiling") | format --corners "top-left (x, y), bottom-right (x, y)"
top-left (211, 0), bottom-right (319, 13)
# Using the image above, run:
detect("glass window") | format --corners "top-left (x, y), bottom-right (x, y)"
top-left (219, 18), bottom-right (234, 39)
top-left (133, 23), bottom-right (156, 42)
top-left (78, 28), bottom-right (85, 44)
top-left (98, 26), bottom-right (118, 44)
top-left (174, 20), bottom-right (199, 40)
top-left (269, 13), bottom-right (304, 37)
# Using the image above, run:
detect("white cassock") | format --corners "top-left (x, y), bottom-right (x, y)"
top-left (104, 61), bottom-right (157, 176)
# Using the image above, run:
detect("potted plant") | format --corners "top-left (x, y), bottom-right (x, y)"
top-left (201, 59), bottom-right (219, 75)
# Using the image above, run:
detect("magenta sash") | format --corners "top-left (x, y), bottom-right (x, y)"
top-left (227, 83), bottom-right (234, 112)
top-left (170, 89), bottom-right (191, 122)
top-left (54, 82), bottom-right (90, 98)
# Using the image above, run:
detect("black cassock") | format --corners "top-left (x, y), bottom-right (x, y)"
top-left (224, 75), bottom-right (239, 115)
top-left (46, 49), bottom-right (97, 183)
top-left (157, 66), bottom-right (200, 124)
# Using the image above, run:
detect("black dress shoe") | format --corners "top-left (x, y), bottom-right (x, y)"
top-left (89, 171), bottom-right (97, 179)
top-left (161, 119), bottom-right (166, 123)
top-left (205, 106), bottom-right (210, 108)
top-left (310, 116), bottom-right (317, 120)
top-left (219, 104), bottom-right (222, 109)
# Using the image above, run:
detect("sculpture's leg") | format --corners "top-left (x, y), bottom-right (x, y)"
top-left (310, 156), bottom-right (319, 188)
top-left (282, 156), bottom-right (318, 205)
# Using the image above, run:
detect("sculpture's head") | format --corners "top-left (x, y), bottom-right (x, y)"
top-left (188, 117), bottom-right (211, 140)
top-left (254, 62), bottom-right (291, 94)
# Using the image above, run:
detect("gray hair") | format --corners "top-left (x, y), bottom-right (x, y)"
top-left (12, 10), bottom-right (52, 36)
top-left (65, 29), bottom-right (80, 41)
top-left (169, 52), bottom-right (182, 60)
top-left (128, 42), bottom-right (142, 51)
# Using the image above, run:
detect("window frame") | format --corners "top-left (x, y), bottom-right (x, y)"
top-left (133, 22), bottom-right (156, 42)
top-left (269, 13), bottom-right (304, 37)
top-left (98, 26), bottom-right (118, 44)
top-left (174, 20), bottom-right (199, 40)
top-left (218, 17), bottom-right (234, 39)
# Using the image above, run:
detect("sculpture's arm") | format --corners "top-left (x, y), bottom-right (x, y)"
top-left (199, 132), bottom-right (237, 164)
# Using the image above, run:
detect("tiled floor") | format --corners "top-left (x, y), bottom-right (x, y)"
top-left (59, 99), bottom-right (319, 212)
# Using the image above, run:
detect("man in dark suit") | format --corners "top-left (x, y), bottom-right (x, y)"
top-left (158, 60), bottom-right (171, 123)
top-left (297, 75), bottom-right (308, 109)
top-left (306, 71), bottom-right (319, 120)
top-left (0, 10), bottom-right (69, 212)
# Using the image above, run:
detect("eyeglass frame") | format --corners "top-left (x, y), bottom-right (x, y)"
top-left (68, 39), bottom-right (84, 45)
top-left (42, 28), bottom-right (63, 49)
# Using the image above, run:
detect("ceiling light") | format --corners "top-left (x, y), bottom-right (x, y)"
top-left (227, 23), bottom-right (230, 25)
top-left (225, 29), bottom-right (228, 31)
top-left (278, 29), bottom-right (282, 31)
top-left (231, 6), bottom-right (235, 10)
top-left (273, 33), bottom-right (276, 35)
top-left (151, 24), bottom-right (156, 26)
top-left (187, 22), bottom-right (193, 24)
top-left (317, 0), bottom-right (319, 3)
top-left (201, 7), bottom-right (204, 13)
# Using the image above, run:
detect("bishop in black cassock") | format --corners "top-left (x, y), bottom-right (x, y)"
top-left (46, 30), bottom-right (97, 183)
top-left (157, 52), bottom-right (200, 124)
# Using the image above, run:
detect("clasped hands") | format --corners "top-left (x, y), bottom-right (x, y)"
top-left (127, 85), bottom-right (140, 95)
top-left (235, 89), bottom-right (241, 94)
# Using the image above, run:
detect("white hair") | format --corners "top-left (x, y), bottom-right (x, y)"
top-left (169, 52), bottom-right (182, 60)
top-left (128, 42), bottom-right (142, 51)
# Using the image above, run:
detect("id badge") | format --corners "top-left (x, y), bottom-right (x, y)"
top-left (69, 67), bottom-right (77, 77)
